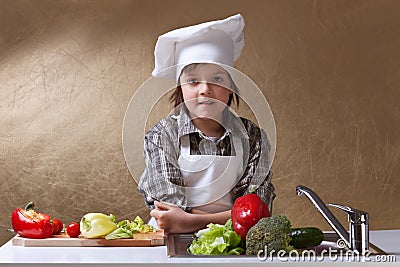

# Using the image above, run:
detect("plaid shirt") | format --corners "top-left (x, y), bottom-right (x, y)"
top-left (138, 108), bottom-right (275, 212)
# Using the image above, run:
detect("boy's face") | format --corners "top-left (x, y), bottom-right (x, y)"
top-left (179, 63), bottom-right (233, 120)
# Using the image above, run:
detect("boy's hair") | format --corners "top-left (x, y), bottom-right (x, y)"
top-left (169, 63), bottom-right (240, 108)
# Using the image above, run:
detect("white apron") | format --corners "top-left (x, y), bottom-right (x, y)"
top-left (148, 133), bottom-right (244, 227)
top-left (177, 134), bottom-right (243, 213)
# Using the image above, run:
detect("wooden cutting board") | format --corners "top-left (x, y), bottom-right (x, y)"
top-left (12, 230), bottom-right (165, 247)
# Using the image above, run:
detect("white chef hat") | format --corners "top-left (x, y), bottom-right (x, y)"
top-left (152, 14), bottom-right (245, 81)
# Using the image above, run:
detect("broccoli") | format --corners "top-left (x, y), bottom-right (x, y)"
top-left (245, 214), bottom-right (295, 255)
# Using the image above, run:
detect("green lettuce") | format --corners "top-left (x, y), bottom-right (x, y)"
top-left (105, 216), bottom-right (156, 240)
top-left (188, 219), bottom-right (245, 255)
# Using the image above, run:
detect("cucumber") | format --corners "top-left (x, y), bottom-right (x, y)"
top-left (289, 227), bottom-right (324, 249)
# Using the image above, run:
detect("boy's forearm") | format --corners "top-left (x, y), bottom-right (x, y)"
top-left (186, 210), bottom-right (231, 232)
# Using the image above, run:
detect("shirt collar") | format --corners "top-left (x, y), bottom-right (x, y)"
top-left (176, 107), bottom-right (249, 140)
top-left (176, 108), bottom-right (200, 139)
top-left (223, 109), bottom-right (249, 139)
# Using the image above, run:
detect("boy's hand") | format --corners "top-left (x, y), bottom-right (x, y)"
top-left (150, 201), bottom-right (192, 233)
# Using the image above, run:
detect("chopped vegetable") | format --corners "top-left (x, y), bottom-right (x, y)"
top-left (80, 213), bottom-right (118, 238)
top-left (105, 216), bottom-right (156, 240)
top-left (246, 214), bottom-right (295, 255)
top-left (188, 219), bottom-right (245, 255)
top-left (231, 193), bottom-right (270, 239)
top-left (11, 202), bottom-right (53, 239)
top-left (130, 216), bottom-right (156, 233)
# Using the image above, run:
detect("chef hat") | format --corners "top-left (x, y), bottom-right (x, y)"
top-left (152, 14), bottom-right (245, 80)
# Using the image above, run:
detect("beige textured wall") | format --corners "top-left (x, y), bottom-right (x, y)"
top-left (1, 0), bottom-right (400, 246)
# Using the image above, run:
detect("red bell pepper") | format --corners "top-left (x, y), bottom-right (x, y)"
top-left (231, 193), bottom-right (270, 239)
top-left (11, 202), bottom-right (54, 239)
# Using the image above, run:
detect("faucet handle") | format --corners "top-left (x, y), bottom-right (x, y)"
top-left (328, 203), bottom-right (369, 254)
top-left (328, 203), bottom-right (369, 224)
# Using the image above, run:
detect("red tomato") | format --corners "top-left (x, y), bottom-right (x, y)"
top-left (66, 222), bottom-right (80, 238)
top-left (51, 219), bottom-right (63, 235)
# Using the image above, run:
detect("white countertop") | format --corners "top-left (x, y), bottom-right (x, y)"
top-left (0, 230), bottom-right (398, 266)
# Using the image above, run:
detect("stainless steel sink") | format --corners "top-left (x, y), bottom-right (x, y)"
top-left (167, 232), bottom-right (387, 257)
top-left (309, 232), bottom-right (386, 255)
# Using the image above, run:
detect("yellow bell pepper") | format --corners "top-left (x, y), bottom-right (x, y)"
top-left (80, 213), bottom-right (118, 238)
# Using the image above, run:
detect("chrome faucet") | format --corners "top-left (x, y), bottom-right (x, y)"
top-left (296, 185), bottom-right (369, 255)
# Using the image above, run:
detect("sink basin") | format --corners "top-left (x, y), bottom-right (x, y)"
top-left (167, 231), bottom-right (387, 258)
top-left (309, 232), bottom-right (386, 256)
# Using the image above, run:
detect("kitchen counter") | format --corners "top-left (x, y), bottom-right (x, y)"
top-left (0, 230), bottom-right (398, 266)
